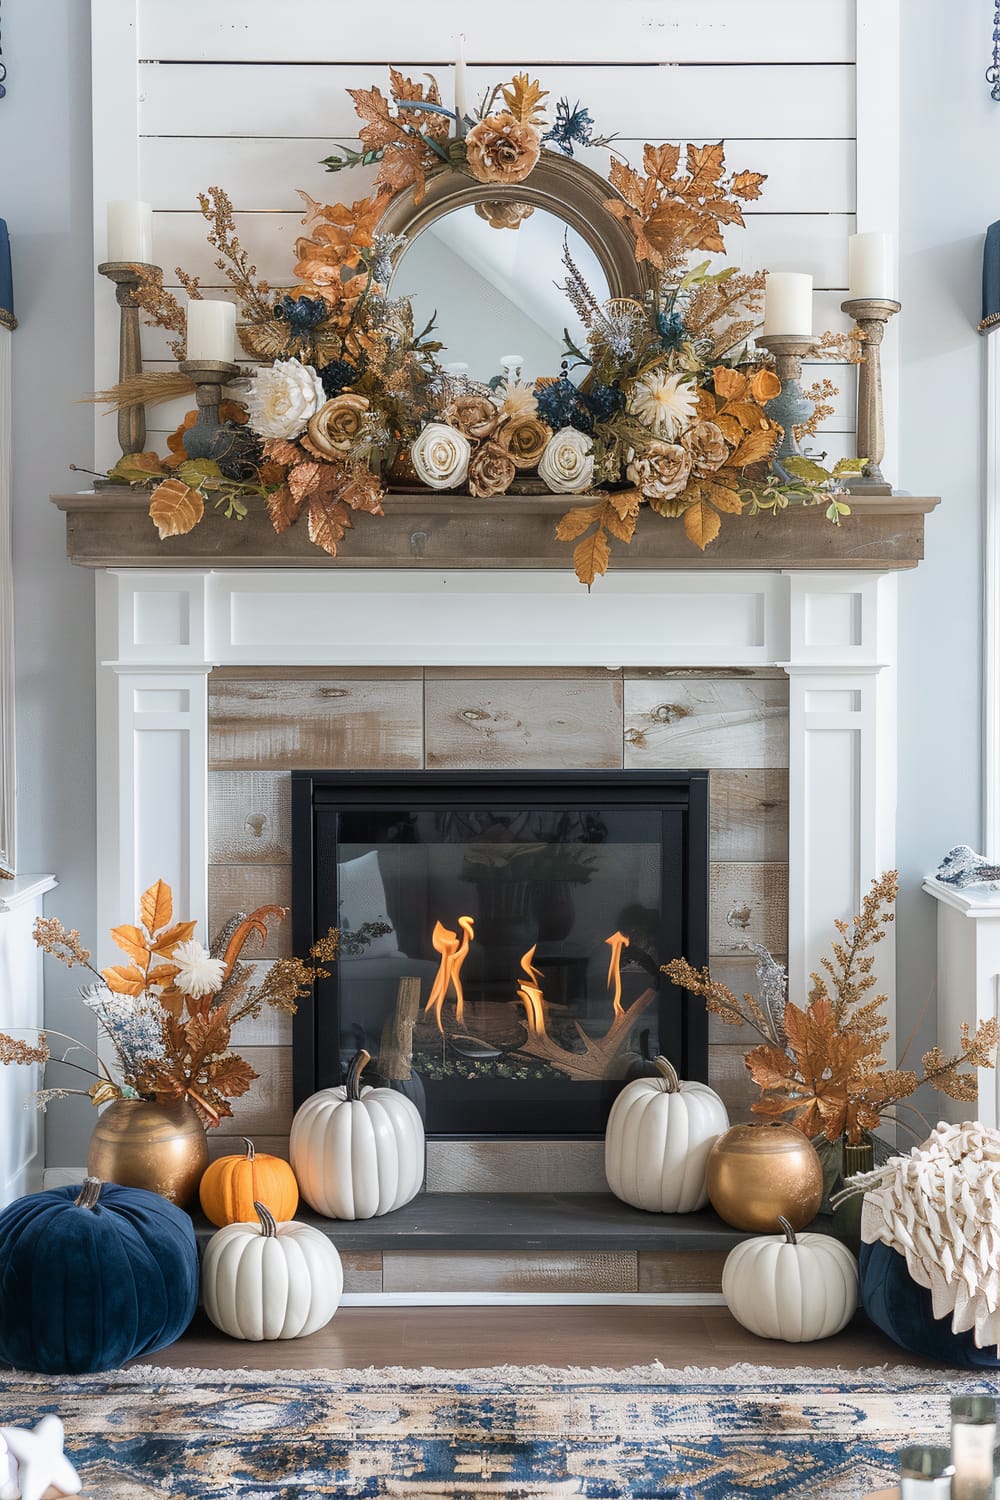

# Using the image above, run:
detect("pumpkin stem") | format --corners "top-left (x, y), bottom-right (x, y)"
top-left (74, 1176), bottom-right (103, 1212)
top-left (253, 1201), bottom-right (278, 1237)
top-left (777, 1215), bottom-right (797, 1245)
top-left (654, 1056), bottom-right (680, 1093)
top-left (346, 1049), bottom-right (371, 1102)
top-left (243, 1137), bottom-right (256, 1161)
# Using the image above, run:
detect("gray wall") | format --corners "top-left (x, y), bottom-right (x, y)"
top-left (895, 3), bottom-right (994, 1070)
top-left (3, 1), bottom-right (97, 1163)
top-left (1, 3), bottom-right (994, 1163)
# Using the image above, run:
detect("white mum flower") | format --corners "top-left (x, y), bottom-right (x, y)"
top-left (627, 370), bottom-right (699, 441)
top-left (172, 941), bottom-right (226, 999)
top-left (538, 427), bottom-right (594, 494)
top-left (492, 379), bottom-right (538, 421)
top-left (245, 358), bottom-right (325, 440)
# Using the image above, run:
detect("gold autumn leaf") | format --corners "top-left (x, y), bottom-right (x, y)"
top-left (102, 963), bottom-right (149, 997)
top-left (713, 413), bottom-right (745, 447)
top-left (749, 367), bottom-right (782, 403)
top-left (262, 438), bottom-right (303, 467)
top-left (140, 879), bottom-right (173, 938)
top-left (555, 502), bottom-right (604, 542)
top-left (694, 388), bottom-right (720, 421)
top-left (607, 158), bottom-right (646, 211)
top-left (502, 73), bottom-right (549, 125)
top-left (375, 142), bottom-right (431, 203)
top-left (684, 141), bottom-right (727, 197)
top-left (731, 170), bottom-right (768, 200)
top-left (204, 1052), bottom-right (258, 1101)
top-left (288, 461), bottom-right (321, 502)
top-left (150, 919), bottom-right (197, 957)
top-left (348, 85), bottom-right (402, 152)
top-left (573, 527), bottom-right (611, 587)
top-left (266, 484), bottom-right (305, 536)
top-left (110, 924), bottom-right (149, 966)
top-left (642, 142), bottom-right (682, 186)
top-left (603, 488), bottom-right (642, 521)
top-left (108, 451), bottom-right (168, 485)
top-left (683, 500), bottom-right (722, 551)
top-left (308, 492), bottom-right (353, 556)
top-left (729, 425), bottom-right (779, 468)
top-left (748, 995), bottom-right (875, 1141)
top-left (719, 400), bottom-right (765, 432)
top-left (146, 963), bottom-right (180, 987)
top-left (148, 478), bottom-right (204, 540)
top-left (693, 476), bottom-right (743, 515)
top-left (712, 366), bottom-right (748, 401)
top-left (600, 500), bottom-right (638, 544)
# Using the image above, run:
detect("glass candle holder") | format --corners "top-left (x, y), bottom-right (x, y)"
top-left (899, 1444), bottom-right (954, 1497)
top-left (951, 1396), bottom-right (997, 1500)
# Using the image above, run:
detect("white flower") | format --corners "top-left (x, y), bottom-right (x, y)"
top-left (492, 379), bottom-right (537, 421)
top-left (245, 358), bottom-right (325, 440)
top-left (172, 941), bottom-right (226, 999)
top-left (411, 422), bottom-right (472, 490)
top-left (538, 427), bottom-right (595, 494)
top-left (627, 369), bottom-right (699, 440)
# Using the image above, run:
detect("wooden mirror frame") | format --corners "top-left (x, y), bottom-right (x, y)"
top-left (376, 149), bottom-right (658, 304)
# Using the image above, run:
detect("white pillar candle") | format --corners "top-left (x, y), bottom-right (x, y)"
top-left (762, 272), bottom-right (813, 336)
top-left (185, 299), bottom-right (236, 363)
top-left (500, 354), bottom-right (524, 381)
top-left (454, 34), bottom-right (469, 125)
top-left (106, 200), bottom-right (153, 263)
top-left (848, 231), bottom-right (896, 300)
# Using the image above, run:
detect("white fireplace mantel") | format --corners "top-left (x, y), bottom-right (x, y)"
top-left (94, 564), bottom-right (899, 1050)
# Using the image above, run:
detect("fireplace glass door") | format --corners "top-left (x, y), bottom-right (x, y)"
top-left (292, 771), bottom-right (708, 1137)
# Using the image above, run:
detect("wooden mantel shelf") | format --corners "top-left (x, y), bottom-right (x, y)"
top-left (51, 486), bottom-right (940, 570)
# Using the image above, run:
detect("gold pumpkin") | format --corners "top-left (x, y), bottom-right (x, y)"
top-left (706, 1122), bottom-right (823, 1233)
top-left (198, 1138), bottom-right (299, 1228)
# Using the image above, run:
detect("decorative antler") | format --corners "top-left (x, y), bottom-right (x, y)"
top-left (515, 989), bottom-right (655, 1081)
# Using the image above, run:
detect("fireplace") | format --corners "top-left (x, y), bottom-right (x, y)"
top-left (291, 770), bottom-right (709, 1137)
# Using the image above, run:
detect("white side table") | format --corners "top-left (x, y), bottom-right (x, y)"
top-left (923, 876), bottom-right (1000, 1129)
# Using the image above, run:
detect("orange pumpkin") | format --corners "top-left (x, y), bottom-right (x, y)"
top-left (199, 1138), bottom-right (299, 1228)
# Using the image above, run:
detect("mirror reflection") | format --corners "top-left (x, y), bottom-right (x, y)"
top-left (390, 203), bottom-right (611, 387)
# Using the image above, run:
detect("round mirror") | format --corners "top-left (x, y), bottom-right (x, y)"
top-left (376, 151), bottom-right (657, 386)
top-left (391, 204), bottom-right (610, 386)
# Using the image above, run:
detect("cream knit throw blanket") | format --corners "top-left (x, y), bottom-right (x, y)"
top-left (858, 1121), bottom-right (1000, 1349)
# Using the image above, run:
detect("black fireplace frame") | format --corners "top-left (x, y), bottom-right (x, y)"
top-left (291, 768), bottom-right (709, 1136)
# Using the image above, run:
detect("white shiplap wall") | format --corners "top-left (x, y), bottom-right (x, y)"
top-left (90, 0), bottom-right (900, 474)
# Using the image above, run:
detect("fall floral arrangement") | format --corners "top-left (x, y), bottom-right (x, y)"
top-left (97, 69), bottom-right (860, 584)
top-left (663, 871), bottom-right (1000, 1145)
top-left (0, 878), bottom-right (382, 1125)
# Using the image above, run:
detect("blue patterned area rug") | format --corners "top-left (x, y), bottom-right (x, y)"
top-left (0, 1360), bottom-right (988, 1498)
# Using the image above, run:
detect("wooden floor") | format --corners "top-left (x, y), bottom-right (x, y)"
top-left (144, 1307), bottom-right (937, 1373)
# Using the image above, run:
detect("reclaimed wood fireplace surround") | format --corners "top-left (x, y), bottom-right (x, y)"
top-left (50, 491), bottom-right (937, 1302)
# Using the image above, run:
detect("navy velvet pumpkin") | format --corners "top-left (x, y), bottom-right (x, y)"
top-left (0, 1178), bottom-right (199, 1374)
top-left (860, 1238), bottom-right (1000, 1368)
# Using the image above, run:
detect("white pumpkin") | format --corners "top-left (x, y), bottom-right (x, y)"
top-left (722, 1216), bottom-right (859, 1342)
top-left (290, 1048), bottom-right (424, 1220)
top-left (201, 1202), bottom-right (344, 1341)
top-left (605, 1056), bottom-right (729, 1213)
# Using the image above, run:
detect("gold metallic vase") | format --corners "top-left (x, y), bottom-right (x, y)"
top-left (706, 1121), bottom-right (824, 1232)
top-left (87, 1098), bottom-right (208, 1209)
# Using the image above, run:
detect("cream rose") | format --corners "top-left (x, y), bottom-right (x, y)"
top-left (245, 358), bottom-right (325, 441)
top-left (627, 441), bottom-right (693, 511)
top-left (411, 422), bottom-right (472, 490)
top-left (538, 427), bottom-right (595, 494)
top-left (685, 419), bottom-right (729, 476)
top-left (305, 393), bottom-right (370, 458)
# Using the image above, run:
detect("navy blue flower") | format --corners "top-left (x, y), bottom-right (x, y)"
top-left (535, 376), bottom-right (593, 434)
top-left (657, 308), bottom-right (687, 352)
top-left (274, 294), bottom-right (329, 332)
top-left (583, 382), bottom-right (625, 424)
top-left (543, 98), bottom-right (598, 158)
top-left (318, 358), bottom-right (363, 398)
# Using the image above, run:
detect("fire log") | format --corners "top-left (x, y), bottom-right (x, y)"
top-left (377, 975), bottom-right (422, 1081)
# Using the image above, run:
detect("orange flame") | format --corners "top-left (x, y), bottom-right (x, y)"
top-left (424, 916), bottom-right (475, 1032)
top-left (517, 944), bottom-right (549, 1036)
top-left (605, 931), bottom-right (630, 1017)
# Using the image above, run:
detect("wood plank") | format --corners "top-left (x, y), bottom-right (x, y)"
top-left (707, 1041), bottom-right (757, 1122)
top-left (211, 1043), bottom-right (293, 1137)
top-left (206, 1131), bottom-right (290, 1162)
top-left (382, 1250), bottom-right (638, 1294)
top-left (424, 677), bottom-right (623, 770)
top-left (52, 490), bottom-right (940, 572)
top-left (426, 1140), bottom-right (606, 1194)
top-left (208, 770), bottom-right (292, 864)
top-left (137, 2), bottom-right (855, 64)
top-left (709, 861), bottom-right (789, 954)
top-left (341, 1253), bottom-right (383, 1295)
top-left (624, 678), bottom-right (789, 770)
top-left (207, 865), bottom-right (292, 955)
top-left (710, 769), bottom-right (789, 862)
top-left (149, 208), bottom-right (854, 293)
top-left (139, 63), bottom-right (854, 139)
top-left (228, 965), bottom-right (294, 1048)
top-left (141, 136), bottom-right (856, 215)
top-left (208, 676), bottom-right (424, 770)
top-left (637, 1251), bottom-right (728, 1294)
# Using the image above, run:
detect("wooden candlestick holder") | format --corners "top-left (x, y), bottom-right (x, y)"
top-left (178, 359), bottom-right (242, 460)
top-left (840, 296), bottom-right (901, 494)
top-left (97, 260), bottom-right (159, 458)
top-left (755, 334), bottom-right (818, 460)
